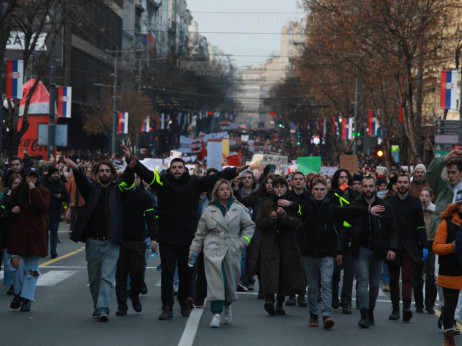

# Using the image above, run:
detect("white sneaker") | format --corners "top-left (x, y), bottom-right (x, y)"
top-left (223, 305), bottom-right (232, 324)
top-left (210, 314), bottom-right (221, 328)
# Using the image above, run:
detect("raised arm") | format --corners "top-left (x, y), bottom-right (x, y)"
top-left (63, 157), bottom-right (92, 200)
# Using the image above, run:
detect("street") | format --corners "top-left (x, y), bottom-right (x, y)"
top-left (0, 223), bottom-right (446, 346)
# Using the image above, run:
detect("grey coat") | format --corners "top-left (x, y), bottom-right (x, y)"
top-left (190, 200), bottom-right (255, 302)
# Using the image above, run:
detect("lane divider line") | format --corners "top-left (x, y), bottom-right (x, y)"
top-left (178, 300), bottom-right (207, 346)
top-left (40, 246), bottom-right (86, 267)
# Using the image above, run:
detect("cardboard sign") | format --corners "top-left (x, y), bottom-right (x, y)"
top-left (297, 156), bottom-right (321, 174)
top-left (207, 139), bottom-right (223, 171)
top-left (340, 155), bottom-right (358, 175)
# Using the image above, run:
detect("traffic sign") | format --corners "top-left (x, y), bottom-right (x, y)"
top-left (435, 151), bottom-right (451, 158)
top-left (435, 143), bottom-right (455, 151)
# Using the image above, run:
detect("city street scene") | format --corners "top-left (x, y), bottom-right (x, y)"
top-left (1, 0), bottom-right (462, 345)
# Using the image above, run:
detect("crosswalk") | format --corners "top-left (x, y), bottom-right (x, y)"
top-left (0, 270), bottom-right (77, 286)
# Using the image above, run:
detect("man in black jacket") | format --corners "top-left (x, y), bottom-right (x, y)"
top-left (64, 155), bottom-right (135, 322)
top-left (42, 166), bottom-right (70, 258)
top-left (329, 169), bottom-right (359, 314)
top-left (338, 176), bottom-right (398, 328)
top-left (121, 145), bottom-right (248, 320)
top-left (385, 174), bottom-right (428, 322)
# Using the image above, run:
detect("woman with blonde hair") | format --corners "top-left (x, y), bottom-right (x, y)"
top-left (189, 179), bottom-right (255, 328)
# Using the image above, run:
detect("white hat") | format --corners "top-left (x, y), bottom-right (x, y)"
top-left (415, 164), bottom-right (426, 174)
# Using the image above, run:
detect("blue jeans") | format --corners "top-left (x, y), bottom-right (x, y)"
top-left (355, 247), bottom-right (382, 309)
top-left (2, 249), bottom-right (13, 287)
top-left (9, 255), bottom-right (41, 301)
top-left (85, 239), bottom-right (120, 315)
top-left (382, 263), bottom-right (389, 285)
top-left (304, 256), bottom-right (334, 317)
top-left (47, 220), bottom-right (60, 254)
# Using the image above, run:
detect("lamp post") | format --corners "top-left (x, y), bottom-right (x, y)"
top-left (112, 48), bottom-right (118, 156)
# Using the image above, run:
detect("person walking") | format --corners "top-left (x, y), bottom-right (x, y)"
top-left (256, 176), bottom-right (305, 317)
top-left (64, 155), bottom-right (135, 322)
top-left (338, 176), bottom-right (398, 328)
top-left (121, 145), bottom-right (248, 320)
top-left (386, 174), bottom-right (428, 322)
top-left (189, 179), bottom-right (255, 327)
top-left (433, 191), bottom-right (462, 346)
top-left (7, 167), bottom-right (50, 312)
top-left (42, 166), bottom-right (70, 258)
top-left (412, 187), bottom-right (437, 314)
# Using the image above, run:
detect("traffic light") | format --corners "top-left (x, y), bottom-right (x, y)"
top-left (375, 145), bottom-right (384, 158)
top-left (278, 123), bottom-right (283, 128)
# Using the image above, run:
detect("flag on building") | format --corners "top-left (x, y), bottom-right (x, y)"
top-left (118, 112), bottom-right (129, 134)
top-left (6, 60), bottom-right (24, 99)
top-left (331, 116), bottom-right (339, 135)
top-left (440, 70), bottom-right (459, 110)
top-left (342, 118), bottom-right (354, 139)
top-left (140, 32), bottom-right (157, 54)
top-left (368, 110), bottom-right (378, 135)
top-left (318, 118), bottom-right (327, 136)
top-left (57, 86), bottom-right (72, 118)
top-left (141, 116), bottom-right (150, 132)
top-left (158, 113), bottom-right (166, 129)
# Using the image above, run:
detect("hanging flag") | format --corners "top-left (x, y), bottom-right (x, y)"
top-left (331, 116), bottom-right (338, 135)
top-left (368, 110), bottom-right (378, 136)
top-left (342, 118), bottom-right (354, 140)
top-left (440, 71), bottom-right (459, 110)
top-left (140, 32), bottom-right (157, 54)
top-left (118, 112), bottom-right (129, 134)
top-left (57, 86), bottom-right (72, 118)
top-left (6, 60), bottom-right (24, 99)
top-left (158, 113), bottom-right (166, 129)
top-left (141, 116), bottom-right (150, 132)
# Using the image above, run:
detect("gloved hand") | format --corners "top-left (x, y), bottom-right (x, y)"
top-left (422, 248), bottom-right (428, 262)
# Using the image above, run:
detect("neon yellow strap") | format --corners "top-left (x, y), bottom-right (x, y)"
top-left (297, 205), bottom-right (302, 216)
top-left (143, 208), bottom-right (154, 217)
top-left (343, 221), bottom-right (352, 228)
top-left (417, 226), bottom-right (425, 230)
top-left (242, 236), bottom-right (251, 244)
top-left (119, 180), bottom-right (135, 192)
top-left (334, 193), bottom-right (350, 207)
top-left (149, 169), bottom-right (163, 186)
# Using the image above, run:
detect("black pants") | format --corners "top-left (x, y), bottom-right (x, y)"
top-left (189, 252), bottom-right (207, 306)
top-left (442, 287), bottom-right (460, 330)
top-left (159, 242), bottom-right (191, 308)
top-left (115, 241), bottom-right (146, 310)
top-left (332, 251), bottom-right (355, 303)
top-left (412, 241), bottom-right (437, 309)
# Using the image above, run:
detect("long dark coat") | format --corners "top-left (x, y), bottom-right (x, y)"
top-left (8, 186), bottom-right (50, 257)
top-left (256, 197), bottom-right (305, 296)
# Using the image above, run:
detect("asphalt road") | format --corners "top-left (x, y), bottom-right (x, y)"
top-left (0, 223), bottom-right (448, 346)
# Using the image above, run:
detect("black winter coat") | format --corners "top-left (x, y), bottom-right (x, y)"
top-left (298, 196), bottom-right (370, 257)
top-left (340, 195), bottom-right (398, 260)
top-left (385, 193), bottom-right (428, 265)
top-left (42, 177), bottom-right (70, 223)
top-left (70, 167), bottom-right (134, 244)
top-left (134, 161), bottom-right (238, 245)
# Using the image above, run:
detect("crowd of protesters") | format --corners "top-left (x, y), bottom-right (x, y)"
top-left (0, 145), bottom-right (462, 346)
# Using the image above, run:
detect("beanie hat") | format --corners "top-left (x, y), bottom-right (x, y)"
top-left (415, 164), bottom-right (426, 174)
top-left (352, 174), bottom-right (363, 183)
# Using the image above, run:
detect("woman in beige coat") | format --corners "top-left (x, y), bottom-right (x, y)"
top-left (189, 179), bottom-right (255, 328)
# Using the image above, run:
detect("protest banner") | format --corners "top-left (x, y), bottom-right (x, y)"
top-left (297, 156), bottom-right (321, 174)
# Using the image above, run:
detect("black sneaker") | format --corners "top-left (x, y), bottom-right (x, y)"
top-left (415, 306), bottom-right (424, 313)
top-left (178, 299), bottom-right (191, 317)
top-left (20, 299), bottom-right (32, 312)
top-left (264, 301), bottom-right (276, 316)
top-left (286, 297), bottom-right (296, 306)
top-left (50, 252), bottom-right (58, 259)
top-left (309, 314), bottom-right (319, 327)
top-left (10, 294), bottom-right (24, 309)
top-left (237, 283), bottom-right (248, 292)
top-left (159, 306), bottom-right (173, 320)
top-left (99, 313), bottom-right (109, 322)
top-left (297, 295), bottom-right (308, 307)
top-left (140, 281), bottom-right (148, 295)
top-left (129, 294), bottom-right (142, 312)
top-left (6, 286), bottom-right (15, 296)
top-left (116, 309), bottom-right (127, 316)
top-left (276, 302), bottom-right (286, 315)
top-left (425, 306), bottom-right (435, 314)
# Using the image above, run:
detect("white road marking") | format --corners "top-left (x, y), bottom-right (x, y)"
top-left (178, 303), bottom-right (206, 346)
top-left (155, 279), bottom-right (162, 287)
top-left (37, 270), bottom-right (77, 286)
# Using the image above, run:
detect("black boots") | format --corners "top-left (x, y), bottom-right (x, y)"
top-left (358, 308), bottom-right (369, 328)
top-left (264, 294), bottom-right (276, 316)
top-left (389, 301), bottom-right (400, 320)
top-left (403, 298), bottom-right (413, 322)
top-left (368, 305), bottom-right (375, 326)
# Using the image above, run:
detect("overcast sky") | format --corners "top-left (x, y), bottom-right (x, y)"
top-left (187, 0), bottom-right (306, 68)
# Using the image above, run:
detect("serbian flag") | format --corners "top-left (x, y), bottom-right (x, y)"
top-left (6, 60), bottom-right (24, 99)
top-left (158, 113), bottom-right (166, 129)
top-left (368, 110), bottom-right (378, 135)
top-left (342, 118), bottom-right (353, 139)
top-left (57, 86), bottom-right (72, 118)
top-left (440, 71), bottom-right (459, 110)
top-left (332, 116), bottom-right (339, 135)
top-left (141, 116), bottom-right (150, 132)
top-left (118, 112), bottom-right (129, 134)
